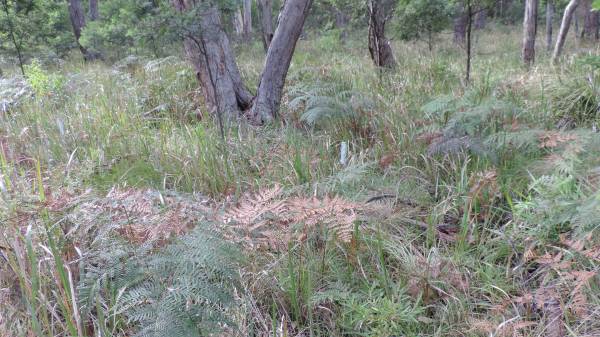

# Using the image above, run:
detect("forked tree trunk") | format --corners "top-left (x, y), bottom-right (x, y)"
top-left (553, 0), bottom-right (580, 62)
top-left (367, 0), bottom-right (396, 68)
top-left (89, 0), bottom-right (98, 20)
top-left (522, 0), bottom-right (538, 67)
top-left (242, 0), bottom-right (252, 40)
top-left (546, 0), bottom-right (554, 51)
top-left (257, 0), bottom-right (274, 51)
top-left (172, 0), bottom-right (311, 123)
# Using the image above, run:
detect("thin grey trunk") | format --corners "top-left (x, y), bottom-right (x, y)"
top-left (465, 1), bottom-right (472, 84)
top-left (553, 0), bottom-right (580, 63)
top-left (546, 0), bottom-right (554, 51)
top-left (243, 0), bottom-right (252, 40)
top-left (367, 0), bottom-right (396, 68)
top-left (233, 7), bottom-right (244, 37)
top-left (257, 0), bottom-right (274, 51)
top-left (522, 0), bottom-right (538, 67)
top-left (251, 0), bottom-right (313, 122)
top-left (89, 0), bottom-right (98, 21)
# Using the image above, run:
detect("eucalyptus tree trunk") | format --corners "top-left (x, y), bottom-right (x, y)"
top-left (367, 0), bottom-right (396, 68)
top-left (172, 0), bottom-right (312, 123)
top-left (553, 0), bottom-right (580, 63)
top-left (522, 0), bottom-right (538, 67)
top-left (257, 0), bottom-right (273, 51)
top-left (546, 0), bottom-right (554, 51)
top-left (233, 7), bottom-right (244, 37)
top-left (89, 0), bottom-right (99, 20)
top-left (242, 0), bottom-right (252, 40)
top-left (583, 0), bottom-right (599, 39)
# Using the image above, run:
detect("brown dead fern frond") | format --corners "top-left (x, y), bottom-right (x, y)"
top-left (220, 187), bottom-right (363, 251)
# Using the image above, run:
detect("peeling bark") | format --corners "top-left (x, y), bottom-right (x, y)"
top-left (522, 0), bottom-right (538, 67)
top-left (367, 0), bottom-right (396, 68)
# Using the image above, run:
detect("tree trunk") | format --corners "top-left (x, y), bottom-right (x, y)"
top-left (257, 0), bottom-right (273, 51)
top-left (367, 0), bottom-right (396, 68)
top-left (522, 0), bottom-right (538, 67)
top-left (233, 7), bottom-right (244, 37)
top-left (553, 0), bottom-right (580, 63)
top-left (68, 0), bottom-right (91, 60)
top-left (475, 8), bottom-right (487, 29)
top-left (454, 4), bottom-right (468, 44)
top-left (583, 0), bottom-right (598, 40)
top-left (465, 1), bottom-right (472, 84)
top-left (172, 0), bottom-right (311, 123)
top-left (250, 0), bottom-right (313, 122)
top-left (242, 0), bottom-right (252, 40)
top-left (89, 0), bottom-right (98, 21)
top-left (1, 0), bottom-right (25, 75)
top-left (546, 0), bottom-right (554, 51)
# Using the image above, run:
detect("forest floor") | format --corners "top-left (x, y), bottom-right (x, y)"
top-left (1, 26), bottom-right (600, 337)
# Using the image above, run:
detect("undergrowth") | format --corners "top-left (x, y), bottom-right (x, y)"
top-left (1, 28), bottom-right (599, 337)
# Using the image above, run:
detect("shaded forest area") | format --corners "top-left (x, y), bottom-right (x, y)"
top-left (1, 0), bottom-right (600, 336)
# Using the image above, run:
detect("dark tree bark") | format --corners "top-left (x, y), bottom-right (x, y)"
top-left (367, 0), bottom-right (396, 68)
top-left (553, 0), bottom-right (580, 63)
top-left (546, 0), bottom-right (554, 51)
top-left (172, 0), bottom-right (311, 123)
top-left (89, 0), bottom-right (99, 21)
top-left (257, 0), bottom-right (274, 51)
top-left (1, 0), bottom-right (25, 75)
top-left (68, 0), bottom-right (100, 60)
top-left (522, 0), bottom-right (538, 67)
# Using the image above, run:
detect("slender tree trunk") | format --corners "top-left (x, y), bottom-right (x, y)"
top-left (250, 0), bottom-right (313, 122)
top-left (522, 0), bottom-right (538, 67)
top-left (583, 0), bottom-right (598, 40)
top-left (257, 0), bottom-right (273, 51)
top-left (546, 0), bottom-right (554, 51)
top-left (465, 1), bottom-right (472, 84)
top-left (233, 7), bottom-right (244, 37)
top-left (1, 0), bottom-right (25, 75)
top-left (242, 0), bottom-right (252, 40)
top-left (89, 0), bottom-right (98, 21)
top-left (553, 0), bottom-right (581, 63)
top-left (172, 0), bottom-right (311, 123)
top-left (367, 0), bottom-right (396, 68)
top-left (454, 4), bottom-right (468, 44)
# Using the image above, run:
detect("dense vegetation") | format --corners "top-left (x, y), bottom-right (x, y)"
top-left (1, 0), bottom-right (600, 336)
